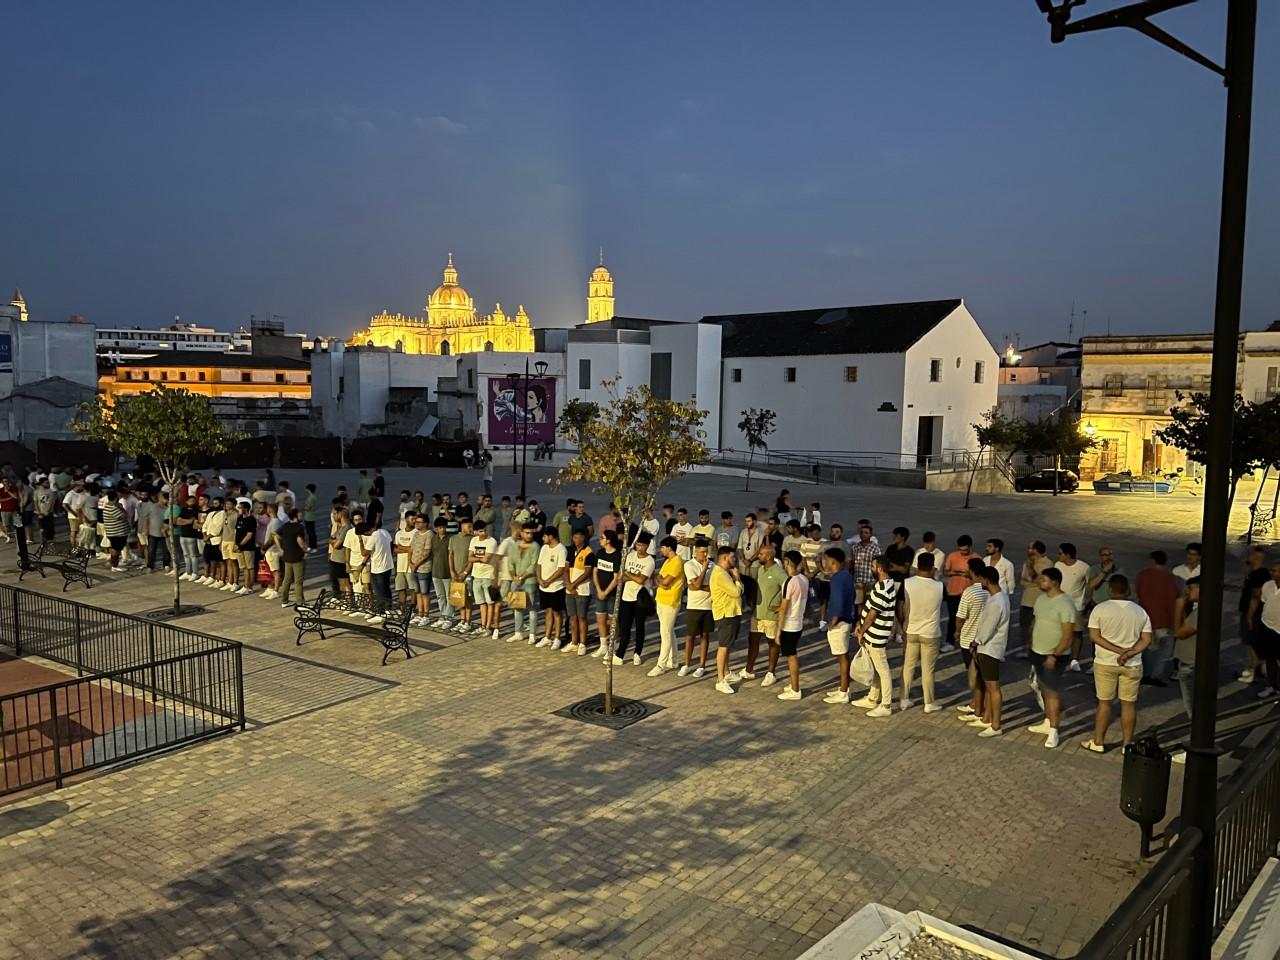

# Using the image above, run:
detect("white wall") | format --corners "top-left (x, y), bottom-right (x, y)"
top-left (718, 352), bottom-right (906, 454)
top-left (0, 319), bottom-right (98, 392)
top-left (311, 345), bottom-right (457, 437)
top-left (1242, 332), bottom-right (1280, 403)
top-left (901, 302), bottom-right (999, 455)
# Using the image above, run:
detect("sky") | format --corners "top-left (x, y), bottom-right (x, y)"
top-left (4, 1), bottom-right (1278, 346)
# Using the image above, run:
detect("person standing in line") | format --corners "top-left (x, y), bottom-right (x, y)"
top-left (660, 504), bottom-right (676, 535)
top-left (466, 519), bottom-right (499, 639)
top-left (901, 552), bottom-right (945, 712)
top-left (1247, 562), bottom-right (1280, 698)
top-left (615, 533), bottom-right (655, 665)
top-left (217, 496), bottom-right (239, 589)
top-left (371, 467), bottom-right (385, 501)
top-left (409, 513), bottom-right (433, 627)
top-left (823, 548), bottom-right (856, 705)
top-left (954, 556), bottom-right (990, 721)
top-left (498, 496), bottom-right (514, 540)
top-left (393, 512), bottom-right (417, 607)
top-left (365, 488), bottom-right (385, 531)
top-left (1082, 575), bottom-right (1154, 753)
top-left (882, 526), bottom-right (914, 641)
top-left (1136, 550), bottom-right (1179, 687)
top-left (985, 538), bottom-right (1017, 599)
top-left (361, 521), bottom-right (395, 610)
top-left (569, 499), bottom-right (595, 546)
top-left (942, 536), bottom-right (979, 654)
top-left (671, 508), bottom-right (694, 562)
top-left (327, 506), bottom-right (351, 595)
top-left (353, 470), bottom-right (372, 513)
top-left (1016, 541), bottom-right (1053, 658)
top-left (100, 487), bottom-right (132, 573)
top-left (691, 509), bottom-right (716, 545)
top-left (535, 527), bottom-right (568, 650)
top-left (1087, 546), bottom-right (1123, 611)
top-left (1173, 577), bottom-right (1201, 727)
top-left (649, 535), bottom-right (686, 675)
top-left (716, 511), bottom-right (738, 552)
top-left (506, 522), bottom-right (540, 643)
top-left (679, 539), bottom-right (714, 678)
top-left (781, 519), bottom-right (806, 559)
top-left (967, 566), bottom-right (1010, 737)
top-left (33, 475), bottom-right (55, 544)
top-left (710, 545), bottom-right (745, 695)
top-left (62, 478), bottom-right (86, 547)
top-left (175, 494), bottom-right (202, 581)
top-left (913, 531), bottom-right (945, 579)
top-left (849, 525), bottom-right (881, 608)
top-left (589, 529), bottom-right (621, 657)
top-left (1055, 542), bottom-right (1091, 672)
top-left (1172, 542), bottom-right (1203, 584)
top-left (426, 516), bottom-right (453, 627)
top-left (639, 507), bottom-right (660, 539)
top-left (737, 512), bottom-right (765, 578)
top-left (234, 499), bottom-right (258, 595)
top-left (301, 484), bottom-right (318, 552)
top-left (744, 540), bottom-right (785, 684)
top-left (1027, 568), bottom-right (1076, 749)
top-left (275, 508), bottom-right (309, 608)
top-left (482, 448), bottom-right (494, 498)
top-left (800, 524), bottom-right (828, 627)
top-left (852, 557), bottom-right (897, 717)
top-left (551, 499), bottom-right (575, 548)
top-left (773, 550), bottom-right (808, 700)
top-left (564, 528), bottom-right (594, 655)
top-left (1238, 547), bottom-right (1271, 684)
top-left (448, 517), bottom-right (475, 634)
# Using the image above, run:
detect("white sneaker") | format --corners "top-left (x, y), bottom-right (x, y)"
top-left (1028, 720), bottom-right (1053, 735)
top-left (715, 680), bottom-right (736, 695)
top-left (589, 646), bottom-right (605, 658)
top-left (646, 665), bottom-right (665, 677)
top-left (956, 704), bottom-right (975, 713)
top-left (1068, 659), bottom-right (1082, 672)
top-left (220, 582), bottom-right (236, 591)
top-left (280, 602), bottom-right (293, 609)
top-left (899, 699), bottom-right (914, 711)
top-left (850, 696), bottom-right (877, 709)
top-left (492, 629), bottom-right (500, 640)
top-left (236, 587), bottom-right (250, 596)
top-left (535, 637), bottom-right (551, 648)
top-left (923, 703), bottom-right (944, 714)
top-left (527, 636), bottom-right (537, 645)
top-left (576, 644), bottom-right (587, 656)
top-left (823, 689), bottom-right (850, 704)
top-left (510, 631), bottom-right (523, 644)
top-left (867, 705), bottom-right (892, 718)
top-left (1257, 687), bottom-right (1277, 700)
top-left (1239, 668), bottom-right (1256, 683)
top-left (549, 640), bottom-right (562, 651)
top-left (978, 727), bottom-right (1004, 738)
top-left (677, 665), bottom-right (690, 677)
top-left (1044, 729), bottom-right (1060, 749)
top-left (611, 655), bottom-right (624, 665)
top-left (725, 670), bottom-right (742, 683)
top-left (739, 669), bottom-right (756, 681)
top-left (456, 623), bottom-right (473, 635)
top-left (632, 654), bottom-right (642, 666)
top-left (818, 620), bottom-right (827, 631)
top-left (431, 619), bottom-right (449, 630)
top-left (939, 643), bottom-right (957, 654)
top-left (178, 573), bottom-right (191, 581)
top-left (777, 687), bottom-right (802, 701)
top-left (110, 566), bottom-right (125, 573)
top-left (692, 667), bottom-right (706, 679)
top-left (366, 616), bottom-right (385, 625)
top-left (759, 672), bottom-right (777, 687)
top-left (561, 642), bottom-right (576, 654)
top-left (261, 589), bottom-right (277, 600)
top-left (968, 718), bottom-right (992, 729)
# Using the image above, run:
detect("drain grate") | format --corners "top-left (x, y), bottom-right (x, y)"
top-left (139, 605), bottom-right (209, 622)
top-left (554, 693), bottom-right (664, 730)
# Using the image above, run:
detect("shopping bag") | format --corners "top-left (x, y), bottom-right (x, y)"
top-left (448, 580), bottom-right (468, 608)
top-left (508, 589), bottom-right (528, 610)
top-left (851, 646), bottom-right (875, 686)
top-left (256, 559), bottom-right (274, 585)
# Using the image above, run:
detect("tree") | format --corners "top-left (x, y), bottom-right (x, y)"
top-left (1015, 415), bottom-right (1097, 495)
top-left (558, 398), bottom-right (599, 446)
top-left (556, 378), bottom-right (708, 715)
top-left (736, 407), bottom-right (776, 492)
top-left (74, 386), bottom-right (241, 615)
top-left (963, 407), bottom-right (1020, 509)
top-left (1157, 391), bottom-right (1267, 512)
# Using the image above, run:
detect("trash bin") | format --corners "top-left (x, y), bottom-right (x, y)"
top-left (1121, 735), bottom-right (1171, 856)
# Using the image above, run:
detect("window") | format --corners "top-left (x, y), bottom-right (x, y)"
top-left (275, 373), bottom-right (286, 384)
top-left (650, 352), bottom-right (673, 400)
top-left (1103, 374), bottom-right (1123, 396)
top-left (929, 359), bottom-right (942, 382)
top-left (1008, 372), bottom-right (1017, 383)
top-left (241, 372), bottom-right (251, 383)
top-left (1267, 366), bottom-right (1279, 397)
top-left (466, 369), bottom-right (474, 389)
top-left (198, 372), bottom-right (206, 382)
top-left (578, 357), bottom-right (591, 390)
top-left (484, 341), bottom-right (494, 352)
top-left (179, 371), bottom-right (187, 382)
top-left (1145, 374), bottom-right (1165, 401)
top-left (844, 366), bottom-right (858, 382)
top-left (784, 367), bottom-right (796, 382)
top-left (973, 361), bottom-right (985, 384)
top-left (731, 368), bottom-right (742, 383)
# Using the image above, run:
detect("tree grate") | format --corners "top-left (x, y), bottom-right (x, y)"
top-left (554, 693), bottom-right (663, 730)
top-left (139, 605), bottom-right (209, 622)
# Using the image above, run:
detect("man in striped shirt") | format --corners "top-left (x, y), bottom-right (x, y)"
top-left (853, 556), bottom-right (897, 717)
top-left (954, 557), bottom-right (990, 721)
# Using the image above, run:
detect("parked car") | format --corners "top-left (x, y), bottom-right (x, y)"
top-left (1014, 469), bottom-right (1079, 493)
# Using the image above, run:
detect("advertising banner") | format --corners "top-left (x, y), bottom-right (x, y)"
top-left (488, 376), bottom-right (556, 445)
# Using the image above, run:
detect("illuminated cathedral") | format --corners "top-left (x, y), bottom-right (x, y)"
top-left (349, 253), bottom-right (535, 355)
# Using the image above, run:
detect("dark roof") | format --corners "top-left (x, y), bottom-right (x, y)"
top-left (115, 351), bottom-right (309, 370)
top-left (704, 299), bottom-right (963, 358)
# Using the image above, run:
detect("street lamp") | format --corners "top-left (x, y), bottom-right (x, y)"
top-left (1035, 2), bottom-right (1256, 955)
top-left (505, 358), bottom-right (549, 501)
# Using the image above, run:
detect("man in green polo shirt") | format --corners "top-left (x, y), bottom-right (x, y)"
top-left (744, 541), bottom-right (787, 684)
top-left (1027, 567), bottom-right (1077, 749)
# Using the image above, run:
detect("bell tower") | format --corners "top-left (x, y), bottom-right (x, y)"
top-left (586, 250), bottom-right (615, 324)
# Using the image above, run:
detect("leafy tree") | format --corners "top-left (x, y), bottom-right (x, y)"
top-left (964, 407), bottom-right (1021, 509)
top-left (74, 386), bottom-right (241, 614)
top-left (1157, 391), bottom-right (1267, 511)
top-left (556, 377), bottom-right (708, 714)
top-left (1015, 415), bottom-right (1097, 494)
top-left (736, 407), bottom-right (777, 492)
top-left (558, 398), bottom-right (599, 445)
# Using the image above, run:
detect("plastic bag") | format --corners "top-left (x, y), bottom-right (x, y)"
top-left (851, 646), bottom-right (875, 685)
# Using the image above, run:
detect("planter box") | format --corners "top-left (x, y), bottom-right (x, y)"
top-left (799, 905), bottom-right (1042, 960)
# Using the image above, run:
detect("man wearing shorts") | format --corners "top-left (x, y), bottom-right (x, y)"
top-left (823, 547), bottom-right (856, 704)
top-left (800, 525), bottom-right (828, 627)
top-left (448, 518), bottom-right (475, 634)
top-left (408, 513), bottom-right (433, 627)
top-left (680, 539), bottom-right (713, 678)
top-left (565, 528), bottom-right (594, 655)
top-left (710, 545), bottom-right (744, 695)
top-left (744, 541), bottom-right (785, 684)
top-left (1027, 568), bottom-right (1075, 749)
top-left (234, 498), bottom-right (257, 595)
top-left (954, 557), bottom-right (990, 720)
top-left (968, 566), bottom-right (1009, 737)
top-left (1083, 575), bottom-right (1153, 753)
top-left (218, 497), bottom-right (240, 590)
top-left (467, 519), bottom-right (499, 638)
top-left (536, 527), bottom-right (567, 649)
top-left (393, 511), bottom-right (417, 604)
top-left (773, 550), bottom-right (808, 700)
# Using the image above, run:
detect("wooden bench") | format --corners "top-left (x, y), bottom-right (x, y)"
top-left (17, 540), bottom-right (95, 591)
top-left (293, 589), bottom-right (414, 665)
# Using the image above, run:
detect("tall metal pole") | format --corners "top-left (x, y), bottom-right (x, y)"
top-left (519, 358), bottom-right (529, 501)
top-left (1179, 2), bottom-right (1255, 955)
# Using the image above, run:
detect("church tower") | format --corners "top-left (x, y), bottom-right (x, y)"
top-left (586, 252), bottom-right (614, 324)
top-left (11, 289), bottom-right (28, 322)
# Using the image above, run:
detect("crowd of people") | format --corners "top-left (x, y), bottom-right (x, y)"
top-left (5, 464), bottom-right (1279, 753)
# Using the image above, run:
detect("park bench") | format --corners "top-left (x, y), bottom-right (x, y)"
top-left (1249, 505), bottom-right (1275, 540)
top-left (293, 589), bottom-right (414, 665)
top-left (17, 539), bottom-right (95, 591)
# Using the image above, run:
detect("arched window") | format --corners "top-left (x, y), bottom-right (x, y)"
top-left (440, 340), bottom-right (451, 356)
top-left (484, 341), bottom-right (494, 352)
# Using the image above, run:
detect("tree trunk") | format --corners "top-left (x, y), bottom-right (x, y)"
top-left (745, 448), bottom-right (754, 492)
top-left (162, 467), bottom-right (183, 615)
top-left (604, 497), bottom-right (652, 716)
top-left (963, 446), bottom-right (987, 509)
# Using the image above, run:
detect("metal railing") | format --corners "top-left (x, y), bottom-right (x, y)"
top-left (709, 448), bottom-right (1004, 477)
top-left (0, 584), bottom-right (244, 797)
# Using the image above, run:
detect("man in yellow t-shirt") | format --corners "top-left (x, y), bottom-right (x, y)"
top-left (649, 535), bottom-right (687, 676)
top-left (710, 545), bottom-right (745, 695)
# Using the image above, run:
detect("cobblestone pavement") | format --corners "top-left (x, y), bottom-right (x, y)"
top-left (0, 470), bottom-right (1270, 960)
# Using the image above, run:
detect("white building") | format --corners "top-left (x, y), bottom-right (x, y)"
top-left (708, 299), bottom-right (998, 464)
top-left (440, 352), bottom-right (567, 447)
top-left (95, 321), bottom-right (251, 361)
top-left (311, 342), bottom-right (456, 440)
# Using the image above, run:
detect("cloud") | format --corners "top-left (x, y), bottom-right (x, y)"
top-left (414, 115), bottom-right (468, 136)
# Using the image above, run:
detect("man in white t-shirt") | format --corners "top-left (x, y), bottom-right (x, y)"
top-left (393, 514), bottom-right (416, 605)
top-left (985, 538), bottom-right (1017, 599)
top-left (912, 531), bottom-right (945, 580)
top-left (344, 522), bottom-right (367, 597)
top-left (1055, 542), bottom-right (1091, 671)
top-left (467, 519), bottom-right (500, 639)
top-left (1172, 542), bottom-right (1202, 585)
top-left (1083, 574), bottom-right (1153, 753)
top-left (773, 550), bottom-right (808, 700)
top-left (902, 552), bottom-right (945, 712)
top-left (617, 535), bottom-right (656, 666)
top-left (536, 528), bottom-right (567, 649)
top-left (1247, 563), bottom-right (1280, 697)
top-left (680, 539), bottom-right (713, 678)
top-left (671, 509), bottom-right (694, 562)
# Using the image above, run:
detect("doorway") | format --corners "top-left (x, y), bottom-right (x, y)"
top-left (916, 416), bottom-right (943, 468)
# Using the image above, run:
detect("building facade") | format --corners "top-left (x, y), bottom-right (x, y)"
top-left (586, 258), bottom-right (615, 324)
top-left (997, 340), bottom-right (1081, 424)
top-left (311, 342), bottom-right (457, 440)
top-left (96, 321), bottom-right (251, 362)
top-left (100, 351), bottom-right (311, 402)
top-left (348, 254), bottom-right (534, 356)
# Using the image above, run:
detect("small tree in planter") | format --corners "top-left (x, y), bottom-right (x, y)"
top-left (736, 407), bottom-right (776, 492)
top-left (75, 385), bottom-right (241, 615)
top-left (555, 378), bottom-right (708, 715)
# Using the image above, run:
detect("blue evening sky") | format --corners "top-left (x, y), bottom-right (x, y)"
top-left (4, 1), bottom-right (1278, 345)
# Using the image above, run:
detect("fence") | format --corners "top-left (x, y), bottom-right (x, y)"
top-left (0, 584), bottom-right (244, 797)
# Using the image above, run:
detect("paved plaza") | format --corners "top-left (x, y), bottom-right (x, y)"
top-left (0, 468), bottom-right (1272, 959)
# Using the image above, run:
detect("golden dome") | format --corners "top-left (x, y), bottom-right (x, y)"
top-left (428, 252), bottom-right (472, 309)
top-left (590, 264), bottom-right (612, 282)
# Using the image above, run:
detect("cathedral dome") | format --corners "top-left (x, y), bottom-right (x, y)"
top-left (590, 264), bottom-right (612, 282)
top-left (428, 253), bottom-right (472, 309)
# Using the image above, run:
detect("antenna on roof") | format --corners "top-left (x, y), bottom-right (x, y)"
top-left (1067, 301), bottom-right (1075, 343)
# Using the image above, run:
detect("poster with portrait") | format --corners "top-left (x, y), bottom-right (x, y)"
top-left (488, 376), bottom-right (556, 445)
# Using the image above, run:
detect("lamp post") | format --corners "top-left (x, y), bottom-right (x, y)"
top-left (506, 358), bottom-right (549, 501)
top-left (1035, 2), bottom-right (1256, 956)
